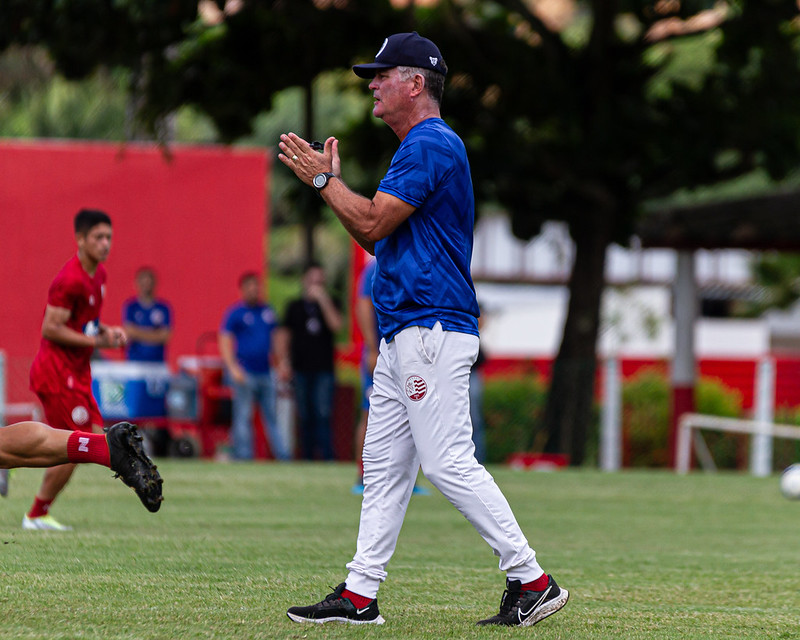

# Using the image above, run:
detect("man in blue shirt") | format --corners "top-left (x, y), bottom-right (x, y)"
top-left (122, 267), bottom-right (172, 363)
top-left (218, 272), bottom-right (289, 461)
top-left (279, 32), bottom-right (568, 627)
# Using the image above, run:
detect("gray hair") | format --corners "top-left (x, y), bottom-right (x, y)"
top-left (397, 65), bottom-right (446, 105)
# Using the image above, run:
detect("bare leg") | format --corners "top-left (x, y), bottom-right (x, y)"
top-left (36, 463), bottom-right (77, 501)
top-left (30, 422), bottom-right (102, 503)
top-left (0, 422), bottom-right (71, 468)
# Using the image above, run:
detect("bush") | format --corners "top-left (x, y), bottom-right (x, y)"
top-left (622, 370), bottom-right (671, 467)
top-left (621, 370), bottom-right (744, 468)
top-left (482, 375), bottom-right (548, 463)
top-left (695, 377), bottom-right (744, 469)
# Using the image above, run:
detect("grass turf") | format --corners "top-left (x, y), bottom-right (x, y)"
top-left (0, 461), bottom-right (799, 639)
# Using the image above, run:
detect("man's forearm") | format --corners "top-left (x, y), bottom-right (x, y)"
top-left (320, 179), bottom-right (377, 254)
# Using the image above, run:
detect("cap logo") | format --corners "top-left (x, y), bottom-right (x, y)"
top-left (376, 38), bottom-right (388, 59)
top-left (429, 56), bottom-right (439, 67)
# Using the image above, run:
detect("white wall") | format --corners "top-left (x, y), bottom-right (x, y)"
top-left (476, 282), bottom-right (770, 359)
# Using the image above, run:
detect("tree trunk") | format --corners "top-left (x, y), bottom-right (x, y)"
top-left (543, 210), bottom-right (611, 465)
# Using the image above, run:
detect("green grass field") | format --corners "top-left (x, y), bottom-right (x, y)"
top-left (1, 461), bottom-right (798, 639)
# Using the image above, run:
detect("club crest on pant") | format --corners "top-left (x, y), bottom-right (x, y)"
top-left (405, 375), bottom-right (427, 401)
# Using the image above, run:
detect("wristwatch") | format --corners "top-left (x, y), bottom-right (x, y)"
top-left (313, 172), bottom-right (336, 191)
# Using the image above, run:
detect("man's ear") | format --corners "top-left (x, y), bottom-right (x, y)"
top-left (411, 73), bottom-right (426, 97)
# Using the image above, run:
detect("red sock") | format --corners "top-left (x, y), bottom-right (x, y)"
top-left (28, 496), bottom-right (53, 519)
top-left (67, 431), bottom-right (111, 467)
top-left (341, 588), bottom-right (373, 608)
top-left (521, 573), bottom-right (550, 592)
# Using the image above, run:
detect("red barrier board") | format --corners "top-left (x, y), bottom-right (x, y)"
top-left (0, 139), bottom-right (269, 402)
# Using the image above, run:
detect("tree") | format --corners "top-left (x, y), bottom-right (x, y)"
top-left (4, 1), bottom-right (800, 464)
top-left (0, 0), bottom-right (402, 261)
top-left (414, 0), bottom-right (800, 464)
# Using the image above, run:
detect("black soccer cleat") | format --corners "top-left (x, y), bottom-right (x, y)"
top-left (286, 582), bottom-right (385, 625)
top-left (476, 575), bottom-right (569, 627)
top-left (105, 421), bottom-right (163, 513)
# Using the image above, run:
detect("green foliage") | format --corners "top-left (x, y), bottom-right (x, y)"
top-left (622, 369), bottom-right (672, 468)
top-left (697, 376), bottom-right (744, 417)
top-left (482, 374), bottom-right (548, 463)
top-left (743, 252), bottom-right (800, 315)
top-left (696, 377), bottom-right (746, 469)
top-left (622, 369), bottom-right (744, 468)
top-left (0, 68), bottom-right (128, 139)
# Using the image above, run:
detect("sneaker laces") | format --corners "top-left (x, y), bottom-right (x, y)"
top-left (496, 586), bottom-right (523, 617)
top-left (319, 585), bottom-right (349, 609)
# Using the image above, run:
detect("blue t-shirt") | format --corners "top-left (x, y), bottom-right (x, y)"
top-left (122, 297), bottom-right (172, 362)
top-left (374, 118), bottom-right (480, 341)
top-left (220, 302), bottom-right (278, 374)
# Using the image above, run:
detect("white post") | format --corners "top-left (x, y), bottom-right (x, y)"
top-left (671, 251), bottom-right (697, 466)
top-left (675, 413), bottom-right (692, 474)
top-left (750, 357), bottom-right (775, 477)
top-left (600, 356), bottom-right (622, 471)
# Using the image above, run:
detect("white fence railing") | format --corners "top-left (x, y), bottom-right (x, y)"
top-left (675, 413), bottom-right (800, 475)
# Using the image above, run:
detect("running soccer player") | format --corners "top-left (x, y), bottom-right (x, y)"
top-left (0, 420), bottom-right (162, 512)
top-left (24, 208), bottom-right (136, 530)
top-left (278, 32), bottom-right (569, 627)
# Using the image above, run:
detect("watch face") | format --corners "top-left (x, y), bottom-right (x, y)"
top-left (313, 173), bottom-right (327, 189)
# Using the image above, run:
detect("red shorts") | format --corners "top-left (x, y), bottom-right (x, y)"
top-left (36, 388), bottom-right (102, 433)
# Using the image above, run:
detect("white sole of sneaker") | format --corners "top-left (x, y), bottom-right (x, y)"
top-left (524, 588), bottom-right (569, 626)
top-left (286, 613), bottom-right (385, 625)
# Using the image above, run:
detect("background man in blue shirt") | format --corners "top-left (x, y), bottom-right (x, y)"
top-left (218, 272), bottom-right (289, 461)
top-left (279, 32), bottom-right (568, 627)
top-left (122, 266), bottom-right (172, 363)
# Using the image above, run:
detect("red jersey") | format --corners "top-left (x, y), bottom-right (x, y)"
top-left (30, 254), bottom-right (107, 395)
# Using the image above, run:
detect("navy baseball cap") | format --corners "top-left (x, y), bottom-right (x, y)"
top-left (352, 32), bottom-right (447, 79)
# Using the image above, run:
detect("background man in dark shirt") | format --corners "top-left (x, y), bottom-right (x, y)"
top-left (276, 262), bottom-right (342, 461)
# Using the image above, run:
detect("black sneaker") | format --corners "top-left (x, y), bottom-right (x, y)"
top-left (105, 422), bottom-right (163, 513)
top-left (477, 575), bottom-right (569, 627)
top-left (286, 583), bottom-right (385, 625)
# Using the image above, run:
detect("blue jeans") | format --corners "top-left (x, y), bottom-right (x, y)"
top-left (294, 370), bottom-right (335, 461)
top-left (229, 372), bottom-right (290, 460)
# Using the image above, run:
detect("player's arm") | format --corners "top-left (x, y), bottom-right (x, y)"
top-left (278, 134), bottom-right (415, 254)
top-left (41, 305), bottom-right (99, 348)
top-left (325, 188), bottom-right (414, 255)
top-left (123, 322), bottom-right (172, 345)
top-left (218, 331), bottom-right (245, 384)
top-left (272, 326), bottom-right (292, 382)
top-left (355, 295), bottom-right (379, 374)
top-left (308, 286), bottom-right (344, 334)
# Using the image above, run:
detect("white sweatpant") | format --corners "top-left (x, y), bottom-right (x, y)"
top-left (345, 323), bottom-right (543, 598)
